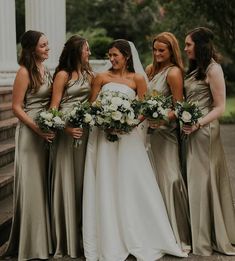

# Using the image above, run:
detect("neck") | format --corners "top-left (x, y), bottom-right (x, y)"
top-left (111, 67), bottom-right (128, 77)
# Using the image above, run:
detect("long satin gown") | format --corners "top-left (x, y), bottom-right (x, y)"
top-left (51, 74), bottom-right (90, 258)
top-left (148, 66), bottom-right (191, 251)
top-left (4, 70), bottom-right (53, 260)
top-left (184, 61), bottom-right (235, 255)
top-left (83, 82), bottom-right (187, 261)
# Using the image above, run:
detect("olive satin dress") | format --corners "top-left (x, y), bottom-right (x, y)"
top-left (148, 66), bottom-right (191, 251)
top-left (51, 74), bottom-right (90, 258)
top-left (4, 70), bottom-right (53, 260)
top-left (184, 61), bottom-right (235, 255)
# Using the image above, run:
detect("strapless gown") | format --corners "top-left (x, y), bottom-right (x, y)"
top-left (83, 82), bottom-right (187, 261)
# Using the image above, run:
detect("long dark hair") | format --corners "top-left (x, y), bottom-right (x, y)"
top-left (19, 30), bottom-right (45, 92)
top-left (186, 27), bottom-right (219, 80)
top-left (53, 35), bottom-right (92, 83)
top-left (108, 39), bottom-right (135, 72)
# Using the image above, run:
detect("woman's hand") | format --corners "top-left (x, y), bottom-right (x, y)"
top-left (182, 123), bottom-right (199, 135)
top-left (34, 126), bottom-right (55, 142)
top-left (65, 127), bottom-right (83, 139)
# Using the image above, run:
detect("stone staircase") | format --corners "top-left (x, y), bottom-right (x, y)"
top-left (0, 86), bottom-right (16, 246)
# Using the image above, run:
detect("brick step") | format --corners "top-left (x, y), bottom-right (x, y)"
top-left (0, 87), bottom-right (13, 103)
top-left (0, 162), bottom-right (14, 201)
top-left (0, 138), bottom-right (15, 168)
top-left (0, 195), bottom-right (13, 247)
top-left (0, 117), bottom-right (18, 142)
top-left (0, 102), bottom-right (14, 120)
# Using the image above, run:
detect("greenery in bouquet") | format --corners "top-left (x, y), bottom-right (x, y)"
top-left (91, 90), bottom-right (140, 142)
top-left (66, 101), bottom-right (94, 147)
top-left (175, 101), bottom-right (203, 125)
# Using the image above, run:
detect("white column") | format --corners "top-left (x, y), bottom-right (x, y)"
top-left (25, 0), bottom-right (66, 70)
top-left (0, 0), bottom-right (18, 74)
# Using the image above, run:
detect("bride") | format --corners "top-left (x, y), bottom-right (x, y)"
top-left (83, 39), bottom-right (187, 261)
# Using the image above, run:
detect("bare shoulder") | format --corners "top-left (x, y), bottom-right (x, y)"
top-left (55, 70), bottom-right (69, 81)
top-left (207, 62), bottom-right (223, 78)
top-left (17, 66), bottom-right (29, 78)
top-left (133, 72), bottom-right (145, 81)
top-left (93, 71), bottom-right (110, 84)
top-left (167, 66), bottom-right (182, 78)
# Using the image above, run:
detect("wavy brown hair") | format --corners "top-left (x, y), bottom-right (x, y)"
top-left (19, 30), bottom-right (45, 93)
top-left (186, 27), bottom-right (220, 80)
top-left (147, 32), bottom-right (184, 80)
top-left (53, 35), bottom-right (93, 84)
top-left (108, 39), bottom-right (135, 73)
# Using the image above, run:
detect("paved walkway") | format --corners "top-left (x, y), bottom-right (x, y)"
top-left (0, 125), bottom-right (235, 261)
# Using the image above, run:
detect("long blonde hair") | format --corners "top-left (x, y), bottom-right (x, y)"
top-left (147, 32), bottom-right (184, 80)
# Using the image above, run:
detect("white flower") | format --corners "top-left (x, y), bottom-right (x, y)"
top-left (84, 113), bottom-right (92, 123)
top-left (127, 111), bottom-right (135, 120)
top-left (152, 112), bottom-right (159, 118)
top-left (70, 108), bottom-right (77, 117)
top-left (45, 120), bottom-right (53, 127)
top-left (111, 97), bottom-right (123, 107)
top-left (182, 111), bottom-right (192, 123)
top-left (97, 116), bottom-right (104, 125)
top-left (53, 116), bottom-right (65, 125)
top-left (40, 112), bottom-right (53, 120)
top-left (122, 100), bottom-right (131, 109)
top-left (111, 111), bottom-right (122, 121)
top-left (108, 103), bottom-right (118, 111)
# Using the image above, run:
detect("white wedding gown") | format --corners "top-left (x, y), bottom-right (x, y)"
top-left (83, 82), bottom-right (187, 261)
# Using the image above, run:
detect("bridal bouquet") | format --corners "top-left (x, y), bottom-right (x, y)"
top-left (91, 90), bottom-right (140, 142)
top-left (66, 101), bottom-right (94, 147)
top-left (35, 108), bottom-right (65, 148)
top-left (175, 101), bottom-right (203, 125)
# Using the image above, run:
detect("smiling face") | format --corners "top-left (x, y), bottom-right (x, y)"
top-left (34, 35), bottom-right (49, 61)
top-left (81, 41), bottom-right (91, 64)
top-left (184, 35), bottom-right (195, 60)
top-left (153, 41), bottom-right (171, 64)
top-left (108, 47), bottom-right (127, 70)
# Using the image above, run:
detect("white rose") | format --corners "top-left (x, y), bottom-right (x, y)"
top-left (96, 116), bottom-right (104, 125)
top-left (181, 111), bottom-right (192, 123)
top-left (111, 97), bottom-right (123, 107)
top-left (152, 112), bottom-right (159, 118)
top-left (122, 100), bottom-right (131, 109)
top-left (111, 111), bottom-right (122, 121)
top-left (109, 104), bottom-right (118, 111)
top-left (45, 120), bottom-right (53, 127)
top-left (84, 113), bottom-right (92, 123)
top-left (53, 116), bottom-right (65, 125)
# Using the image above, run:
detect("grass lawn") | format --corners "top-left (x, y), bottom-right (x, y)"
top-left (220, 96), bottom-right (235, 123)
top-left (224, 96), bottom-right (235, 116)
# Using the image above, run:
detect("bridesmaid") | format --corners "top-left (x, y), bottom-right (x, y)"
top-left (183, 27), bottom-right (235, 255)
top-left (49, 35), bottom-right (93, 258)
top-left (145, 32), bottom-right (191, 251)
top-left (4, 30), bottom-right (54, 260)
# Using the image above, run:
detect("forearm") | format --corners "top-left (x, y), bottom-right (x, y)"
top-left (199, 105), bottom-right (225, 126)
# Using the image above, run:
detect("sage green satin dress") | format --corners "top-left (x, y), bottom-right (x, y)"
top-left (148, 66), bottom-right (191, 251)
top-left (5, 70), bottom-right (53, 260)
top-left (51, 74), bottom-right (90, 258)
top-left (184, 61), bottom-right (235, 255)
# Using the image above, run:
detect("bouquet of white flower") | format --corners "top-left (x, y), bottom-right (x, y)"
top-left (35, 108), bottom-right (65, 148)
top-left (139, 90), bottom-right (173, 122)
top-left (66, 101), bottom-right (94, 147)
top-left (36, 108), bottom-right (65, 132)
top-left (175, 101), bottom-right (203, 125)
top-left (91, 90), bottom-right (140, 142)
